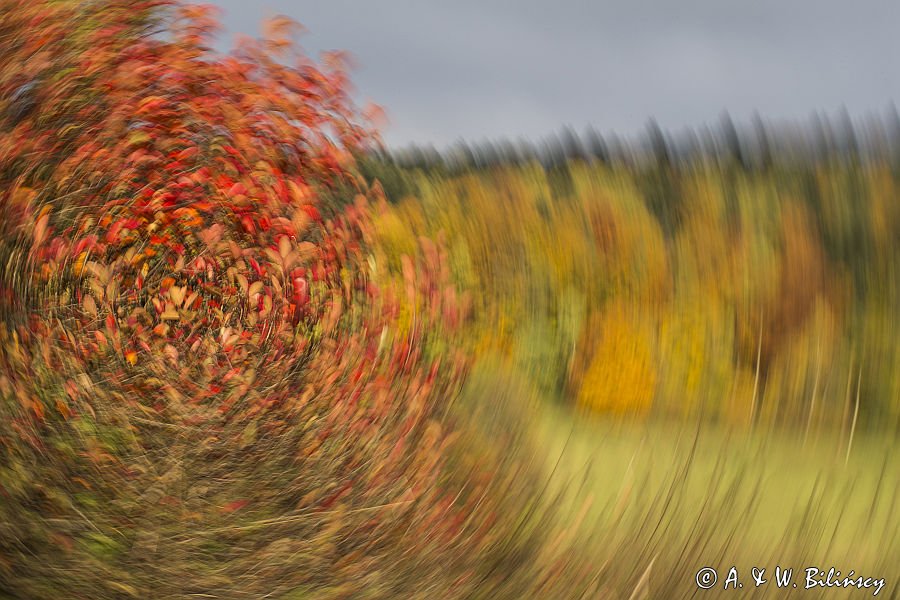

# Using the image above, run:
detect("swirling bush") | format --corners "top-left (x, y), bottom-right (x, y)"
top-left (0, 3), bottom-right (596, 598)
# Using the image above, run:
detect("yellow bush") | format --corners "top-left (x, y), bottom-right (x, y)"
top-left (577, 304), bottom-right (657, 416)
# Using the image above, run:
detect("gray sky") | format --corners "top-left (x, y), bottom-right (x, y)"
top-left (210, 0), bottom-right (900, 149)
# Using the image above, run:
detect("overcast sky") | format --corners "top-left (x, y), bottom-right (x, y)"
top-left (210, 0), bottom-right (900, 149)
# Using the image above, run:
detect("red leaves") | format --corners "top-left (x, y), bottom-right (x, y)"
top-left (222, 499), bottom-right (249, 513)
top-left (240, 215), bottom-right (256, 235)
top-left (247, 258), bottom-right (265, 278)
top-left (301, 204), bottom-right (321, 222)
top-left (104, 218), bottom-right (138, 243)
top-left (228, 182), bottom-right (247, 197)
top-left (0, 6), bottom-right (480, 593)
top-left (292, 277), bottom-right (309, 306)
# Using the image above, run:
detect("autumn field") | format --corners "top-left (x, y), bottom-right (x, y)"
top-left (1, 1), bottom-right (898, 598)
top-left (529, 398), bottom-right (898, 598)
top-left (363, 157), bottom-right (900, 597)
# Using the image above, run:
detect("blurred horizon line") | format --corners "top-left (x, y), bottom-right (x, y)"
top-left (373, 104), bottom-right (900, 172)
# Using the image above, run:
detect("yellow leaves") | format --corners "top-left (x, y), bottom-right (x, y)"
top-left (127, 131), bottom-right (151, 147)
top-left (240, 420), bottom-right (258, 449)
top-left (675, 203), bottom-right (735, 299)
top-left (107, 582), bottom-right (139, 598)
top-left (247, 280), bottom-right (264, 300)
top-left (867, 168), bottom-right (900, 252)
top-left (72, 252), bottom-right (89, 277)
top-left (160, 289), bottom-right (185, 320)
top-left (655, 294), bottom-right (735, 420)
top-left (373, 209), bottom-right (418, 267)
top-left (168, 285), bottom-right (185, 307)
top-left (174, 207), bottom-right (203, 228)
top-left (184, 291), bottom-right (199, 311)
top-left (577, 303), bottom-right (657, 417)
top-left (105, 278), bottom-right (120, 303)
top-left (579, 173), bottom-right (669, 305)
top-left (236, 272), bottom-right (250, 295)
top-left (278, 234), bottom-right (292, 260)
top-left (758, 297), bottom-right (840, 428)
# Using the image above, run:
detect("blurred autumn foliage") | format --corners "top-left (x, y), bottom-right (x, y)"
top-left (0, 2), bottom-right (598, 598)
top-left (2, 1), bottom-right (899, 598)
top-left (371, 156), bottom-right (900, 433)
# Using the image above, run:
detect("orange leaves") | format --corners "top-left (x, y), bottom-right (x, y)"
top-left (30, 397), bottom-right (45, 422)
top-left (173, 146), bottom-right (198, 162)
top-left (136, 96), bottom-right (168, 116)
top-left (262, 15), bottom-right (305, 56)
top-left (172, 3), bottom-right (222, 49)
top-left (362, 102), bottom-right (388, 131)
top-left (277, 234), bottom-right (292, 260)
top-left (32, 210), bottom-right (50, 249)
top-left (0, 5), bottom-right (494, 595)
top-left (220, 499), bottom-right (248, 514)
top-left (287, 180), bottom-right (314, 204)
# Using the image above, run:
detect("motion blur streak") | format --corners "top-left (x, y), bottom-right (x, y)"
top-left (0, 2), bottom-right (897, 599)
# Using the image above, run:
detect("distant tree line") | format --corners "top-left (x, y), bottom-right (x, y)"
top-left (367, 107), bottom-right (900, 174)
